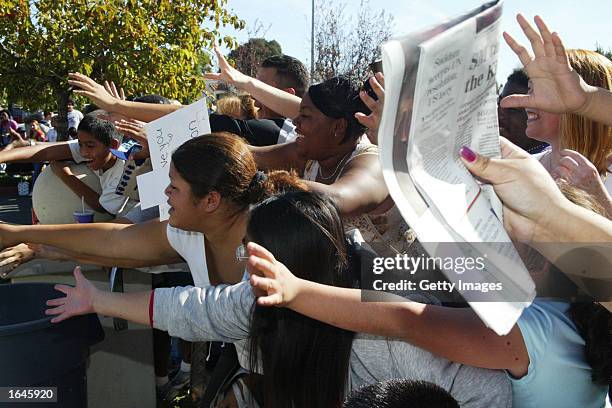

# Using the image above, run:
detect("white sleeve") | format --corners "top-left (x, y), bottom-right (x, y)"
top-left (67, 139), bottom-right (86, 163)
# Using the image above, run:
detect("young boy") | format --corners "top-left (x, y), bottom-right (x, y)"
top-left (0, 113), bottom-right (134, 215)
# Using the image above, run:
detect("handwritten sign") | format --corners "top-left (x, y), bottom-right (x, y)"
top-left (137, 99), bottom-right (211, 220)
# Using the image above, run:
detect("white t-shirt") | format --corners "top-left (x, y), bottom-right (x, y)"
top-left (165, 225), bottom-right (209, 287)
top-left (277, 118), bottom-right (297, 144)
top-left (67, 110), bottom-right (84, 129)
top-left (46, 128), bottom-right (58, 143)
top-left (67, 140), bottom-right (131, 214)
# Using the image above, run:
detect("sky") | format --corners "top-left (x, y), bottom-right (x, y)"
top-left (219, 0), bottom-right (612, 84)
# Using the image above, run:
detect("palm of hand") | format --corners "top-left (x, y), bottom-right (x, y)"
top-left (527, 57), bottom-right (586, 113)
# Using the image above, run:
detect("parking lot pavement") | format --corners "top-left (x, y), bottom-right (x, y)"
top-left (0, 195), bottom-right (32, 224)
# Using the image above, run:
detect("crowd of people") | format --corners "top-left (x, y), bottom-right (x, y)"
top-left (0, 13), bottom-right (611, 408)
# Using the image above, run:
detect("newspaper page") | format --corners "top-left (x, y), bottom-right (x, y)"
top-left (378, 0), bottom-right (535, 335)
top-left (137, 99), bottom-right (211, 220)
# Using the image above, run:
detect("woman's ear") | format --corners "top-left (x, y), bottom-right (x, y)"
top-left (111, 138), bottom-right (120, 149)
top-left (333, 118), bottom-right (348, 143)
top-left (199, 190), bottom-right (222, 213)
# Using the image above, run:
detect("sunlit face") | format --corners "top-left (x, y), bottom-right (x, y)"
top-left (525, 82), bottom-right (560, 144)
top-left (165, 163), bottom-right (204, 230)
top-left (255, 67), bottom-right (282, 119)
top-left (292, 92), bottom-right (343, 161)
top-left (67, 103), bottom-right (74, 112)
top-left (76, 131), bottom-right (114, 171)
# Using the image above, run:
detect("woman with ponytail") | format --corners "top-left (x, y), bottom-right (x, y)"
top-left (0, 132), bottom-right (305, 287)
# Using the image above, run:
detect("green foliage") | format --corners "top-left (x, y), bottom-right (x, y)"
top-left (0, 0), bottom-right (245, 110)
top-left (595, 44), bottom-right (612, 62)
top-left (227, 37), bottom-right (282, 77)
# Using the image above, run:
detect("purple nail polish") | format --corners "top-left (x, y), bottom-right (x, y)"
top-left (460, 146), bottom-right (477, 162)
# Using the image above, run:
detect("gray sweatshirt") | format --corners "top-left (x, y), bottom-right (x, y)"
top-left (154, 282), bottom-right (512, 408)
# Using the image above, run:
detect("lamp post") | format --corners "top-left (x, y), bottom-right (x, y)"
top-left (310, 0), bottom-right (315, 80)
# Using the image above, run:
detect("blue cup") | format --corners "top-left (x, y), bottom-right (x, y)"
top-left (73, 210), bottom-right (94, 223)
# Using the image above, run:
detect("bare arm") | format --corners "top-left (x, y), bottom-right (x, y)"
top-left (1, 221), bottom-right (178, 263)
top-left (249, 142), bottom-right (306, 172)
top-left (68, 73), bottom-right (183, 122)
top-left (246, 242), bottom-right (529, 377)
top-left (204, 46), bottom-right (302, 119)
top-left (50, 161), bottom-right (105, 213)
top-left (0, 142), bottom-right (72, 163)
top-left (306, 154), bottom-right (389, 217)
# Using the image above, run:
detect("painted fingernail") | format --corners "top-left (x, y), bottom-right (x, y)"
top-left (460, 146), bottom-right (477, 162)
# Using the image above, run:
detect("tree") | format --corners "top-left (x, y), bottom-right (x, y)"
top-left (0, 0), bottom-right (244, 140)
top-left (228, 38), bottom-right (282, 78)
top-left (595, 44), bottom-right (612, 62)
top-left (312, 0), bottom-right (394, 82)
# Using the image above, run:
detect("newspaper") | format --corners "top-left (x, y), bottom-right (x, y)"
top-left (136, 99), bottom-right (211, 220)
top-left (378, 0), bottom-right (536, 335)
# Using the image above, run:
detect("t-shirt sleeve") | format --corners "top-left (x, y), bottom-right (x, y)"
top-left (210, 113), bottom-right (281, 146)
top-left (450, 363), bottom-right (513, 408)
top-left (67, 139), bottom-right (86, 163)
top-left (512, 302), bottom-right (554, 383)
top-left (153, 282), bottom-right (253, 342)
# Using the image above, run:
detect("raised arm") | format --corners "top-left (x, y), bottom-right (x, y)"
top-left (204, 46), bottom-right (302, 120)
top-left (68, 73), bottom-right (183, 122)
top-left (501, 14), bottom-right (612, 126)
top-left (0, 141), bottom-right (72, 164)
top-left (0, 220), bottom-right (179, 265)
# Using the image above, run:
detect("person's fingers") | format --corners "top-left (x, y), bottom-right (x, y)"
top-left (45, 305), bottom-right (65, 315)
top-left (516, 14), bottom-right (546, 57)
top-left (558, 156), bottom-right (579, 169)
top-left (0, 256), bottom-right (18, 267)
top-left (533, 15), bottom-right (556, 57)
top-left (50, 313), bottom-right (70, 324)
top-left (553, 165), bottom-right (572, 181)
top-left (72, 90), bottom-right (96, 100)
top-left (369, 76), bottom-right (385, 100)
top-left (68, 80), bottom-right (95, 93)
top-left (53, 284), bottom-right (73, 296)
top-left (355, 112), bottom-right (374, 129)
top-left (119, 87), bottom-right (126, 101)
top-left (247, 255), bottom-right (276, 278)
top-left (551, 32), bottom-right (570, 65)
top-left (110, 81), bottom-right (119, 99)
top-left (502, 32), bottom-right (533, 68)
top-left (103, 81), bottom-right (112, 96)
top-left (359, 90), bottom-right (379, 113)
top-left (246, 242), bottom-right (276, 262)
top-left (46, 297), bottom-right (66, 307)
top-left (250, 275), bottom-right (277, 294)
top-left (499, 137), bottom-right (530, 159)
top-left (500, 93), bottom-right (536, 110)
top-left (68, 72), bottom-right (96, 86)
top-left (203, 73), bottom-right (222, 81)
top-left (559, 149), bottom-right (591, 166)
top-left (375, 72), bottom-right (385, 88)
top-left (257, 293), bottom-right (284, 307)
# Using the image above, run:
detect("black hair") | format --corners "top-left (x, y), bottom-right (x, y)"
top-left (131, 94), bottom-right (171, 104)
top-left (0, 109), bottom-right (11, 118)
top-left (248, 191), bottom-right (357, 408)
top-left (261, 54), bottom-right (310, 97)
top-left (67, 98), bottom-right (75, 105)
top-left (77, 114), bottom-right (120, 146)
top-left (82, 104), bottom-right (100, 116)
top-left (308, 75), bottom-right (370, 141)
top-left (569, 303), bottom-right (612, 386)
top-left (343, 380), bottom-right (459, 408)
top-left (506, 69), bottom-right (529, 89)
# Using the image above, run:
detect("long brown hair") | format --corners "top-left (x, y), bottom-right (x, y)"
top-left (560, 50), bottom-right (612, 175)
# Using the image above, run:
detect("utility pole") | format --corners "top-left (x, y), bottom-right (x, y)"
top-left (310, 0), bottom-right (315, 80)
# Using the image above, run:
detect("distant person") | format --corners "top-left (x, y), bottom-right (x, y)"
top-left (66, 98), bottom-right (84, 130)
top-left (216, 94), bottom-right (258, 120)
top-left (498, 69), bottom-right (547, 153)
top-left (343, 379), bottom-right (459, 408)
top-left (45, 116), bottom-right (59, 143)
top-left (0, 110), bottom-right (20, 147)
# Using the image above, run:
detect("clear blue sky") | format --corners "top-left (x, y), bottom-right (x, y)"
top-left (219, 0), bottom-right (612, 84)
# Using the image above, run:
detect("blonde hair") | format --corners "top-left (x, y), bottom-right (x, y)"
top-left (560, 50), bottom-right (612, 175)
top-left (216, 95), bottom-right (258, 120)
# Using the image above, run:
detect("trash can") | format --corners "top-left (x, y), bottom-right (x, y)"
top-left (0, 282), bottom-right (104, 407)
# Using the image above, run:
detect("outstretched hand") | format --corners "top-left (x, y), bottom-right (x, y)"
top-left (46, 266), bottom-right (98, 323)
top-left (246, 242), bottom-right (300, 307)
top-left (459, 137), bottom-right (568, 242)
top-left (104, 80), bottom-right (126, 101)
top-left (355, 73), bottom-right (385, 136)
top-left (68, 73), bottom-right (119, 112)
top-left (501, 14), bottom-right (593, 115)
top-left (115, 119), bottom-right (150, 160)
top-left (203, 45), bottom-right (251, 89)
